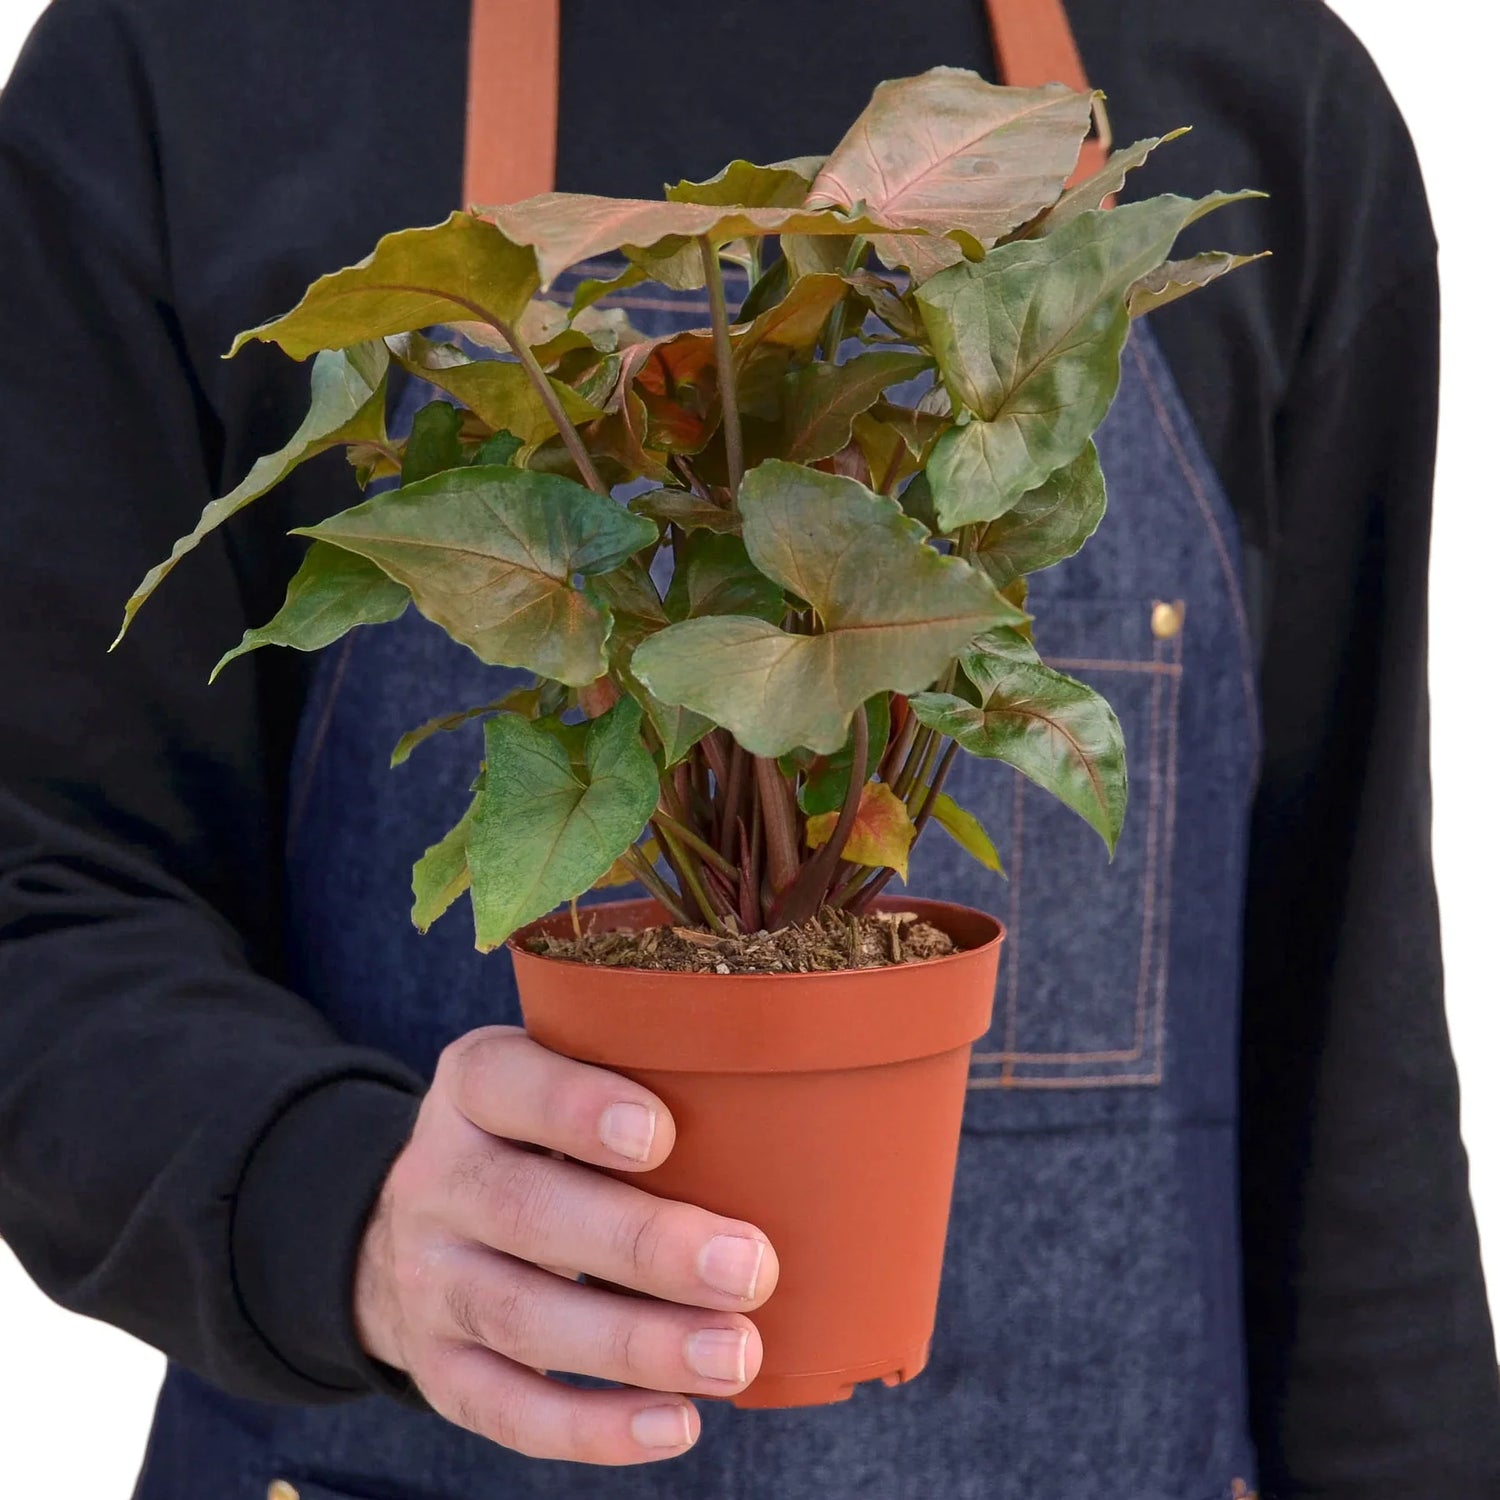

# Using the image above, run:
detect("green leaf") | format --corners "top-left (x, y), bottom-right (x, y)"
top-left (115, 342), bottom-right (389, 644)
top-left (910, 784), bottom-right (1005, 874)
top-left (209, 541), bottom-right (409, 683)
top-left (389, 332), bottom-right (602, 447)
top-left (569, 263), bottom-right (647, 317)
top-left (481, 196), bottom-right (915, 292)
top-left (970, 443), bottom-right (1107, 589)
top-left (915, 194), bottom-right (1257, 523)
top-left (909, 655), bottom-right (1127, 854)
top-left (390, 683), bottom-right (556, 767)
top-left (466, 699), bottom-right (660, 950)
top-left (627, 489), bottom-right (742, 534)
top-left (663, 532), bottom-right (784, 623)
top-left (798, 697), bottom-right (891, 815)
top-left (666, 157), bottom-right (823, 207)
top-left (412, 793), bottom-right (480, 933)
top-left (776, 351), bottom-right (934, 465)
top-left (230, 212), bottom-right (540, 359)
top-left (295, 465), bottom-right (657, 685)
top-left (807, 70), bottom-right (1097, 277)
top-left (1126, 250), bottom-right (1270, 318)
top-left (587, 558), bottom-right (712, 767)
top-left (1035, 130), bottom-right (1191, 233)
top-left (631, 460), bottom-right (1019, 756)
top-left (736, 255), bottom-right (790, 323)
top-left (473, 430), bottom-right (524, 466)
top-left (401, 400), bottom-right (464, 485)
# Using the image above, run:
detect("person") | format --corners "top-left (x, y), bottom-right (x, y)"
top-left (1, 1), bottom-right (1496, 1497)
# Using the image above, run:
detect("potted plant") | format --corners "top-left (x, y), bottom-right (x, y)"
top-left (116, 68), bottom-right (1260, 1409)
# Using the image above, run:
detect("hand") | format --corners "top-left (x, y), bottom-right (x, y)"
top-left (353, 1025), bottom-right (779, 1465)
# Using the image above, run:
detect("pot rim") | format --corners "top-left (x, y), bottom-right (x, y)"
top-left (505, 894), bottom-right (1005, 980)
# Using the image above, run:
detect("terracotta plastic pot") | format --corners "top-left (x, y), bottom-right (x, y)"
top-left (509, 895), bottom-right (1004, 1409)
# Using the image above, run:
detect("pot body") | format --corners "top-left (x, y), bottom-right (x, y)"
top-left (509, 896), bottom-right (1003, 1408)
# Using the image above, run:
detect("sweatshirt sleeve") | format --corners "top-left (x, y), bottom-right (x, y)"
top-left (0, 2), bottom-right (424, 1404)
top-left (1239, 256), bottom-right (1500, 1496)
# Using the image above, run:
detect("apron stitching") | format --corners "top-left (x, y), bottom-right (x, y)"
top-left (1151, 616), bottom-right (1186, 1078)
top-left (1130, 340), bottom-right (1259, 747)
top-left (972, 610), bottom-right (1183, 1087)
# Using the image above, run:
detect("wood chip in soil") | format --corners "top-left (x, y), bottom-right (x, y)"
top-left (526, 909), bottom-right (957, 974)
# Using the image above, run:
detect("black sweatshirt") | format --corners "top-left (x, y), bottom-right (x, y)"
top-left (0, 1), bottom-right (1496, 1495)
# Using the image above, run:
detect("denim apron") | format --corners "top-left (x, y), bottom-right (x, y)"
top-left (134, 255), bottom-right (1263, 1500)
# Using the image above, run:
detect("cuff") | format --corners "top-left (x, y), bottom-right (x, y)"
top-left (231, 1073), bottom-right (423, 1400)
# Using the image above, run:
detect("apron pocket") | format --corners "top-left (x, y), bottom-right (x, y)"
top-left (905, 596), bottom-right (1185, 1098)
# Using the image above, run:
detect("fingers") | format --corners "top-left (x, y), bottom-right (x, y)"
top-left (438, 1244), bottom-right (763, 1396)
top-left (443, 1140), bottom-right (780, 1312)
top-left (421, 1342), bottom-right (701, 1465)
top-left (439, 1026), bottom-right (676, 1172)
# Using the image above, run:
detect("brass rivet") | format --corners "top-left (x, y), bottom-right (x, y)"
top-left (1151, 600), bottom-right (1184, 640)
top-left (268, 1484), bottom-right (300, 1500)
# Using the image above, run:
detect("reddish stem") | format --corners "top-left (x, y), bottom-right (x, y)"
top-left (754, 756), bottom-right (800, 896)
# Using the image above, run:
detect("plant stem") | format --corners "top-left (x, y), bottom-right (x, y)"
top-left (849, 739), bottom-right (959, 915)
top-left (623, 847), bottom-right (692, 923)
top-left (492, 317), bottom-right (607, 495)
top-left (879, 708), bottom-right (919, 784)
top-left (753, 755), bottom-right (800, 896)
top-left (655, 821), bottom-right (729, 933)
top-left (819, 236), bottom-right (868, 362)
top-left (699, 236), bottom-right (744, 500)
top-left (653, 809), bottom-right (739, 881)
top-left (716, 741), bottom-right (748, 860)
top-left (772, 710), bottom-right (868, 927)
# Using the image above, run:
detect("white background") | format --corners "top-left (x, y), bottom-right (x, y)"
top-left (1, 1), bottom-right (1496, 1493)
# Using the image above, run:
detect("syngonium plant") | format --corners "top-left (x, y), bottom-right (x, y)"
top-left (115, 68), bottom-right (1264, 951)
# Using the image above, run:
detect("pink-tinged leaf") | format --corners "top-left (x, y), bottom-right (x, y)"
top-left (479, 195), bottom-right (918, 290)
top-left (805, 781), bottom-right (916, 881)
top-left (807, 70), bottom-right (1096, 274)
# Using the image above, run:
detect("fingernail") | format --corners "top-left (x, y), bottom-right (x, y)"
top-left (686, 1327), bottom-right (749, 1384)
top-left (598, 1102), bottom-right (657, 1162)
top-left (698, 1235), bottom-right (765, 1300)
top-left (631, 1403), bottom-right (694, 1449)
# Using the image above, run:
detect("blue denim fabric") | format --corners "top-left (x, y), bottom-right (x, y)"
top-left (137, 261), bottom-right (1262, 1500)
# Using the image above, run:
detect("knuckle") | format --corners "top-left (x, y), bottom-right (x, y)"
top-left (614, 1202), bottom-right (670, 1284)
top-left (603, 1314), bottom-right (648, 1383)
top-left (484, 1152), bottom-right (563, 1252)
top-left (439, 1026), bottom-right (524, 1113)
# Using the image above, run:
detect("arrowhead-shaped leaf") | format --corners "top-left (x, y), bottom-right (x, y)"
top-left (480, 195), bottom-right (914, 291)
top-left (210, 541), bottom-right (410, 682)
top-left (115, 342), bottom-right (389, 643)
top-left (401, 400), bottom-right (464, 485)
top-left (915, 194), bottom-right (1257, 522)
top-left (295, 465), bottom-right (657, 685)
top-left (909, 655), bottom-right (1127, 854)
top-left (412, 792), bottom-right (481, 933)
top-left (391, 681), bottom-right (560, 767)
top-left (230, 213), bottom-right (540, 360)
top-left (775, 351), bottom-right (934, 465)
top-left (910, 784), bottom-right (1005, 873)
top-left (587, 558), bottom-right (713, 766)
top-left (970, 443), bottom-right (1107, 589)
top-left (389, 333), bottom-right (602, 447)
top-left (806, 781), bottom-right (917, 880)
top-left (627, 489), bottom-right (742, 534)
top-left (1034, 130), bottom-right (1191, 233)
top-left (666, 157), bottom-right (823, 207)
top-left (1127, 250), bottom-right (1270, 318)
top-left (631, 461), bottom-right (1018, 756)
top-left (808, 70), bottom-right (1095, 270)
top-left (663, 532), bottom-right (784, 623)
top-left (467, 699), bottom-right (660, 950)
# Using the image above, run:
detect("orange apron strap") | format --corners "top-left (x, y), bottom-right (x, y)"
top-left (461, 0), bottom-right (1106, 205)
top-left (984, 0), bottom-right (1111, 182)
top-left (462, 0), bottom-right (560, 208)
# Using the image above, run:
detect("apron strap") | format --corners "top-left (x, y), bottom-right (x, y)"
top-left (463, 0), bottom-right (1107, 208)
